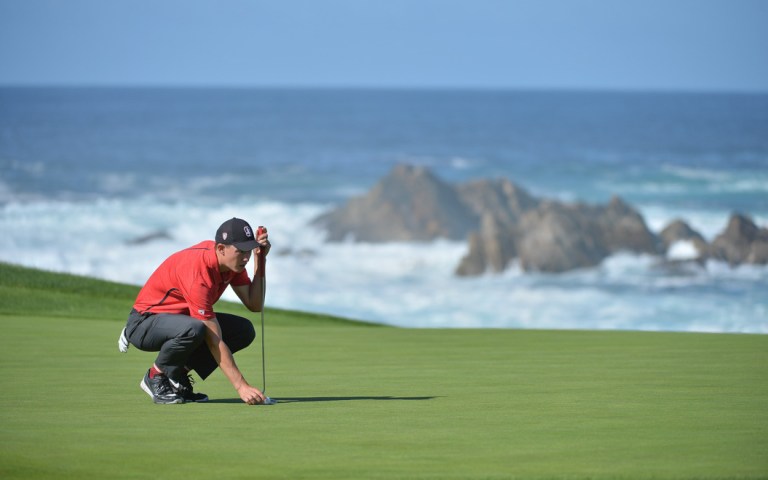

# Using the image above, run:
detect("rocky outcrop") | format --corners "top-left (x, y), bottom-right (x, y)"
top-left (710, 214), bottom-right (768, 266)
top-left (455, 213), bottom-right (517, 275)
top-left (312, 164), bottom-right (477, 242)
top-left (598, 196), bottom-right (660, 254)
top-left (125, 230), bottom-right (172, 245)
top-left (460, 198), bottom-right (659, 274)
top-left (515, 203), bottom-right (607, 272)
top-left (659, 220), bottom-right (708, 260)
top-left (312, 165), bottom-right (767, 275)
top-left (456, 178), bottom-right (540, 227)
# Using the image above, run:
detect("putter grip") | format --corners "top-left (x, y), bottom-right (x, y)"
top-left (256, 226), bottom-right (267, 278)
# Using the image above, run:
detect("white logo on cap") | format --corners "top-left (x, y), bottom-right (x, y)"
top-left (222, 232), bottom-right (228, 240)
top-left (244, 226), bottom-right (252, 238)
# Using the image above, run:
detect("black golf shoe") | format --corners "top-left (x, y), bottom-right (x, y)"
top-left (140, 370), bottom-right (185, 404)
top-left (170, 374), bottom-right (209, 403)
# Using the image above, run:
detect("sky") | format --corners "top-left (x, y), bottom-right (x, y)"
top-left (1, 0), bottom-right (767, 92)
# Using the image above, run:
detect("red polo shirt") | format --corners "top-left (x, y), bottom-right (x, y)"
top-left (133, 240), bottom-right (251, 320)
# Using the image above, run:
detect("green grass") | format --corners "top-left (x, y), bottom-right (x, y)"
top-left (0, 262), bottom-right (766, 479)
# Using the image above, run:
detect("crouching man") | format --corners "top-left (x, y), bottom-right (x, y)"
top-left (118, 217), bottom-right (270, 405)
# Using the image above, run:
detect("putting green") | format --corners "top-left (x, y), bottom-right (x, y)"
top-left (1, 263), bottom-right (766, 479)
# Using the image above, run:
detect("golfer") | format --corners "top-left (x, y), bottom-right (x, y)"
top-left (118, 217), bottom-right (271, 405)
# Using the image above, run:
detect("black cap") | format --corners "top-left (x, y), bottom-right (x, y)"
top-left (215, 218), bottom-right (259, 251)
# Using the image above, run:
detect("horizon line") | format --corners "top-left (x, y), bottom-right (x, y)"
top-left (1, 82), bottom-right (767, 96)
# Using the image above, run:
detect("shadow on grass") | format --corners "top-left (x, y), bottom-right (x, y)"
top-left (205, 396), bottom-right (435, 404)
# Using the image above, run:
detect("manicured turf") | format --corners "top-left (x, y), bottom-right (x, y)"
top-left (1, 263), bottom-right (766, 479)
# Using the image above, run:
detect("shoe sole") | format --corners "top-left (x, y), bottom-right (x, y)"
top-left (140, 377), bottom-right (184, 404)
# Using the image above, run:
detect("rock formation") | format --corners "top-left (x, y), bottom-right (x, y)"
top-left (456, 178), bottom-right (540, 227)
top-left (455, 213), bottom-right (517, 275)
top-left (710, 214), bottom-right (768, 266)
top-left (659, 220), bottom-right (708, 260)
top-left (312, 165), bottom-right (477, 242)
top-left (312, 164), bottom-right (767, 275)
top-left (460, 197), bottom-right (659, 274)
top-left (125, 230), bottom-right (172, 245)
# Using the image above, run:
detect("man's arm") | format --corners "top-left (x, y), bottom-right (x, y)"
top-left (202, 316), bottom-right (265, 405)
top-left (232, 229), bottom-right (270, 311)
top-left (232, 276), bottom-right (265, 312)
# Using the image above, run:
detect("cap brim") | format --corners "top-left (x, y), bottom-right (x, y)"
top-left (234, 240), bottom-right (259, 251)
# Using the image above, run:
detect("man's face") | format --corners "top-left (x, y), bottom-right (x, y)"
top-left (219, 244), bottom-right (252, 273)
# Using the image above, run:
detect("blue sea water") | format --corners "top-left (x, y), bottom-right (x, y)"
top-left (1, 87), bottom-right (767, 332)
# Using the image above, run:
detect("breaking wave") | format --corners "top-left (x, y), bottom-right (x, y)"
top-left (2, 198), bottom-right (766, 333)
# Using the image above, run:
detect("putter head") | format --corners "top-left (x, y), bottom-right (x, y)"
top-left (263, 396), bottom-right (277, 405)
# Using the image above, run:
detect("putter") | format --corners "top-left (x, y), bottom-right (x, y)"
top-left (257, 226), bottom-right (277, 406)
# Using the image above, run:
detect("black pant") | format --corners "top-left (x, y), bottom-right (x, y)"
top-left (125, 309), bottom-right (256, 383)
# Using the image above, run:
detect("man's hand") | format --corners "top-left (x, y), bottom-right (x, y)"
top-left (255, 226), bottom-right (271, 257)
top-left (203, 317), bottom-right (265, 403)
top-left (237, 383), bottom-right (267, 405)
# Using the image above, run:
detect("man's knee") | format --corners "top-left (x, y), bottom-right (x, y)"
top-left (235, 319), bottom-right (255, 348)
top-left (219, 314), bottom-right (256, 351)
top-left (243, 320), bottom-right (256, 347)
top-left (183, 320), bottom-right (207, 345)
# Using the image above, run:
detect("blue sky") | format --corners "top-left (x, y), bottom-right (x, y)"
top-left (1, 0), bottom-right (767, 91)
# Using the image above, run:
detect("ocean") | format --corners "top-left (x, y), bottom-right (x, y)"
top-left (1, 87), bottom-right (767, 332)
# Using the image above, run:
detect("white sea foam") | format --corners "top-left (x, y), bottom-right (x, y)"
top-left (449, 157), bottom-right (475, 170)
top-left (661, 164), bottom-right (731, 182)
top-left (1, 199), bottom-right (766, 333)
top-left (658, 163), bottom-right (768, 195)
top-left (600, 164), bottom-right (768, 199)
top-left (667, 240), bottom-right (699, 260)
